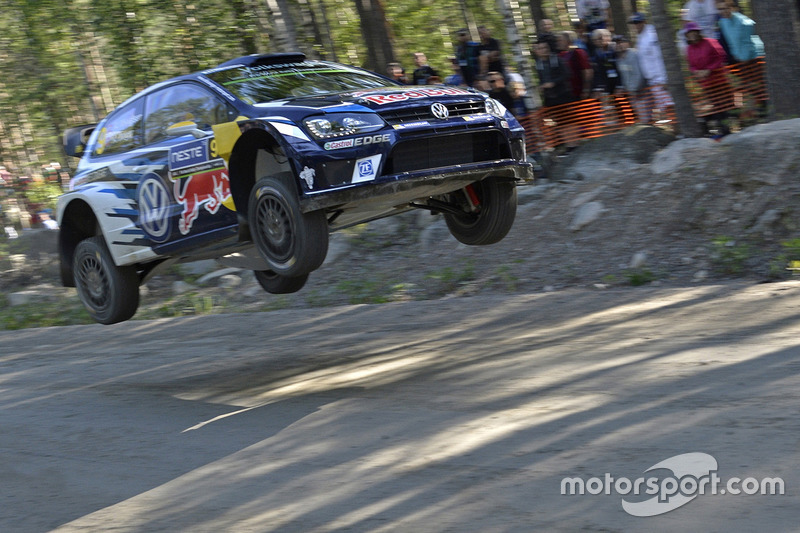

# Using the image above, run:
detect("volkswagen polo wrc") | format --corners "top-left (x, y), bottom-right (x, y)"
top-left (58, 53), bottom-right (534, 324)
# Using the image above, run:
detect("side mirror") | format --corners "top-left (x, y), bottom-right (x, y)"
top-left (63, 124), bottom-right (96, 158)
top-left (166, 121), bottom-right (209, 139)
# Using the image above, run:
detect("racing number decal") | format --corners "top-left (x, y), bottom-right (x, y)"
top-left (95, 127), bottom-right (107, 155)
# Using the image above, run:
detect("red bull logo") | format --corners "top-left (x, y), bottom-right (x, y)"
top-left (174, 168), bottom-right (232, 234)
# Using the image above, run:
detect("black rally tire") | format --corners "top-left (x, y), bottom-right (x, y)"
top-left (248, 176), bottom-right (329, 277)
top-left (444, 179), bottom-right (518, 245)
top-left (73, 236), bottom-right (140, 324)
top-left (253, 270), bottom-right (309, 294)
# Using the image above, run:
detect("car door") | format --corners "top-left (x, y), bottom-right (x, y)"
top-left (136, 82), bottom-right (240, 254)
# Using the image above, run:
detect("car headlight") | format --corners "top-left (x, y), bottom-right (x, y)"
top-left (485, 98), bottom-right (508, 118)
top-left (304, 113), bottom-right (385, 139)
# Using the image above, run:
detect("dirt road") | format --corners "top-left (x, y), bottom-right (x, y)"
top-left (1, 281), bottom-right (798, 532)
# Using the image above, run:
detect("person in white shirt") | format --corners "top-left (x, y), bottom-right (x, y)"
top-left (575, 0), bottom-right (611, 32)
top-left (628, 12), bottom-right (674, 122)
top-left (683, 0), bottom-right (719, 38)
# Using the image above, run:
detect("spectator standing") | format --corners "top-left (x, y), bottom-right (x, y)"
top-left (454, 29), bottom-right (481, 87)
top-left (478, 26), bottom-right (506, 78)
top-left (533, 41), bottom-right (573, 107)
top-left (537, 19), bottom-right (560, 54)
top-left (716, 0), bottom-right (764, 62)
top-left (486, 71), bottom-right (516, 111)
top-left (508, 80), bottom-right (530, 119)
top-left (571, 20), bottom-right (593, 54)
top-left (556, 31), bottom-right (593, 100)
top-left (386, 62), bottom-right (408, 84)
top-left (615, 35), bottom-right (649, 122)
top-left (685, 21), bottom-right (731, 134)
top-left (444, 57), bottom-right (465, 86)
top-left (589, 28), bottom-right (620, 97)
top-left (411, 53), bottom-right (439, 85)
top-left (629, 12), bottom-right (673, 122)
top-left (683, 0), bottom-right (719, 38)
top-left (576, 0), bottom-right (611, 32)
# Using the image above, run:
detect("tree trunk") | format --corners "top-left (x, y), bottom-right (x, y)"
top-left (264, 0), bottom-right (301, 53)
top-left (353, 0), bottom-right (397, 72)
top-left (497, 0), bottom-right (538, 106)
top-left (609, 0), bottom-right (633, 37)
top-left (751, 0), bottom-right (800, 118)
top-left (528, 0), bottom-right (547, 26)
top-left (648, 0), bottom-right (703, 137)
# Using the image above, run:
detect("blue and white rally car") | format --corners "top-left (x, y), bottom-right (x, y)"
top-left (58, 53), bottom-right (534, 324)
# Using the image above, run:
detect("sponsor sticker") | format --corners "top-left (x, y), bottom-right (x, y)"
top-left (393, 121), bottom-right (430, 130)
top-left (170, 138), bottom-right (208, 171)
top-left (351, 155), bottom-right (381, 183)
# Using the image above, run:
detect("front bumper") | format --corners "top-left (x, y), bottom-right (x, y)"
top-left (299, 159), bottom-right (533, 213)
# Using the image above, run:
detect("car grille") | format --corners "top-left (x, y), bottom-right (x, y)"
top-left (378, 101), bottom-right (486, 125)
top-left (382, 131), bottom-right (510, 175)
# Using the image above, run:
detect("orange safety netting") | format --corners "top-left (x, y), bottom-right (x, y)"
top-left (517, 58), bottom-right (766, 152)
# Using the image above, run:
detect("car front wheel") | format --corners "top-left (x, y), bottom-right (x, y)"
top-left (443, 179), bottom-right (517, 245)
top-left (73, 236), bottom-right (140, 324)
top-left (248, 176), bottom-right (328, 277)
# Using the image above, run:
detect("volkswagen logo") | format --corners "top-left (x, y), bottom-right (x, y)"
top-left (431, 102), bottom-right (449, 120)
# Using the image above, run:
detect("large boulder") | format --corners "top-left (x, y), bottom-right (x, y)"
top-left (549, 125), bottom-right (675, 182)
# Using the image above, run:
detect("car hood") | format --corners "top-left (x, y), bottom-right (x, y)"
top-left (255, 85), bottom-right (487, 112)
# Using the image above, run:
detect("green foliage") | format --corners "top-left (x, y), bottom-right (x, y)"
top-left (768, 238), bottom-right (800, 279)
top-left (710, 236), bottom-right (751, 274)
top-left (624, 268), bottom-right (657, 286)
top-left (22, 181), bottom-right (64, 211)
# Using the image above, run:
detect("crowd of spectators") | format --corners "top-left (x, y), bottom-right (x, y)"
top-left (0, 163), bottom-right (67, 238)
top-left (387, 0), bottom-right (765, 143)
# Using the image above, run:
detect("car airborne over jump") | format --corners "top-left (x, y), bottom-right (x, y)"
top-left (58, 53), bottom-right (534, 324)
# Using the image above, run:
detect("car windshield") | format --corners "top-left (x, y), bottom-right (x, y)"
top-left (206, 61), bottom-right (395, 104)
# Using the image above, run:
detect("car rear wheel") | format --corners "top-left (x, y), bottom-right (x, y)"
top-left (443, 179), bottom-right (517, 245)
top-left (73, 236), bottom-right (139, 324)
top-left (248, 176), bottom-right (329, 277)
top-left (253, 270), bottom-right (309, 294)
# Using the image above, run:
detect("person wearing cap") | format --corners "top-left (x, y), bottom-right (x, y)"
top-left (685, 21), bottom-right (732, 134)
top-left (683, 0), bottom-right (720, 39)
top-left (628, 12), bottom-right (673, 123)
top-left (454, 29), bottom-right (481, 87)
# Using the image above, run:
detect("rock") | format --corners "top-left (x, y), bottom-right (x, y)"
top-left (324, 233), bottom-right (351, 264)
top-left (218, 274), bottom-right (242, 288)
top-left (551, 125), bottom-right (674, 182)
top-left (197, 267), bottom-right (243, 285)
top-left (570, 186), bottom-right (606, 208)
top-left (569, 201), bottom-right (603, 231)
top-left (651, 137), bottom-right (718, 175)
top-left (750, 209), bottom-right (781, 234)
top-left (172, 281), bottom-right (193, 294)
top-left (629, 252), bottom-right (648, 269)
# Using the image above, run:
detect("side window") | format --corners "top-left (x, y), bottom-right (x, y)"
top-left (92, 99), bottom-right (144, 157)
top-left (143, 83), bottom-right (236, 145)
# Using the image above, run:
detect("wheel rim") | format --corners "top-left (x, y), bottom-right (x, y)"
top-left (255, 193), bottom-right (294, 262)
top-left (76, 253), bottom-right (110, 311)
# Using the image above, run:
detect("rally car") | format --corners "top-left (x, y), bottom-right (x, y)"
top-left (58, 52), bottom-right (533, 324)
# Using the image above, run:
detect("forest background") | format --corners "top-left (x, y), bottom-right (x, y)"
top-left (0, 0), bottom-right (798, 186)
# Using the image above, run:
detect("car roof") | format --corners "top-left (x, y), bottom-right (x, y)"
top-left (211, 52), bottom-right (308, 70)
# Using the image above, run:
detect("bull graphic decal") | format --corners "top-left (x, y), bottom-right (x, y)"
top-left (174, 169), bottom-right (232, 234)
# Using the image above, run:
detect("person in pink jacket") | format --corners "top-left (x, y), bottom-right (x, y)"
top-left (685, 21), bottom-right (732, 135)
